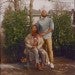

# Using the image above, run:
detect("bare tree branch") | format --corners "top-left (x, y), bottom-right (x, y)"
top-left (29, 0), bottom-right (34, 26)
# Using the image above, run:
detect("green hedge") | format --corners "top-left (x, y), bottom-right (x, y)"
top-left (2, 10), bottom-right (30, 62)
top-left (52, 12), bottom-right (75, 56)
top-left (3, 10), bottom-right (30, 47)
top-left (53, 12), bottom-right (75, 47)
top-left (2, 10), bottom-right (75, 62)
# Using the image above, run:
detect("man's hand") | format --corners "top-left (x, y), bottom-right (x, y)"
top-left (40, 28), bottom-right (53, 36)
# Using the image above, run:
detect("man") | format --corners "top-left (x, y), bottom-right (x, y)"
top-left (25, 25), bottom-right (50, 70)
top-left (37, 10), bottom-right (54, 68)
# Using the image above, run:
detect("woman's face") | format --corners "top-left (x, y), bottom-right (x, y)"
top-left (32, 25), bottom-right (37, 34)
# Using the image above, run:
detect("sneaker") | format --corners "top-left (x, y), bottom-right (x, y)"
top-left (50, 63), bottom-right (54, 69)
top-left (47, 62), bottom-right (50, 65)
top-left (45, 62), bottom-right (50, 66)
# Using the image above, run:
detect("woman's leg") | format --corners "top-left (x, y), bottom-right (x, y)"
top-left (33, 48), bottom-right (43, 70)
top-left (33, 48), bottom-right (39, 64)
top-left (39, 49), bottom-right (50, 65)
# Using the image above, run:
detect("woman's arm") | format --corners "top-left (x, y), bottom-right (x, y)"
top-left (37, 36), bottom-right (44, 49)
top-left (25, 34), bottom-right (32, 48)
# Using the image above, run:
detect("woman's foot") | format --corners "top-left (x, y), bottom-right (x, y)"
top-left (35, 63), bottom-right (43, 71)
top-left (41, 63), bottom-right (45, 69)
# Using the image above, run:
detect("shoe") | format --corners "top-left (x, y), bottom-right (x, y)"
top-left (45, 62), bottom-right (50, 66)
top-left (50, 63), bottom-right (54, 69)
top-left (41, 63), bottom-right (45, 69)
top-left (36, 63), bottom-right (43, 71)
top-left (47, 62), bottom-right (50, 65)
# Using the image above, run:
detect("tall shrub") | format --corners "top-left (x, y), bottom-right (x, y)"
top-left (2, 9), bottom-right (30, 62)
top-left (53, 12), bottom-right (75, 56)
top-left (53, 12), bottom-right (75, 47)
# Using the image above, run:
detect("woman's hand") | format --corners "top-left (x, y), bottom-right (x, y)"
top-left (40, 32), bottom-right (46, 36)
top-left (31, 46), bottom-right (36, 49)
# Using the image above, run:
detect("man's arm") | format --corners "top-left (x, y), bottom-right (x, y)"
top-left (41, 28), bottom-right (53, 36)
top-left (49, 18), bottom-right (54, 31)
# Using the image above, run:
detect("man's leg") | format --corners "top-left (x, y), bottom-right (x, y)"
top-left (45, 37), bottom-right (54, 68)
top-left (46, 37), bottom-right (54, 63)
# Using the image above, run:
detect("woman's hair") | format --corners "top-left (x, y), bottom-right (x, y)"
top-left (31, 24), bottom-right (38, 33)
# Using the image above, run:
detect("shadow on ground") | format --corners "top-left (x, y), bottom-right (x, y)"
top-left (0, 57), bottom-right (75, 75)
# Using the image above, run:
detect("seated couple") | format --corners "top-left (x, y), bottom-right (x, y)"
top-left (24, 24), bottom-right (50, 70)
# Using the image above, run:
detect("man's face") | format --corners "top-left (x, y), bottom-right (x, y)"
top-left (41, 10), bottom-right (47, 17)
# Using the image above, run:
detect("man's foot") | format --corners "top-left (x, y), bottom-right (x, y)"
top-left (45, 62), bottom-right (50, 66)
top-left (50, 63), bottom-right (54, 69)
top-left (47, 62), bottom-right (50, 65)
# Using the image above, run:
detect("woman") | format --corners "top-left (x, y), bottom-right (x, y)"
top-left (25, 24), bottom-right (50, 70)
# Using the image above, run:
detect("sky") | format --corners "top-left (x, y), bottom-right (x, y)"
top-left (33, 0), bottom-right (74, 11)
top-left (0, 0), bottom-right (75, 26)
top-left (1, 0), bottom-right (74, 12)
top-left (33, 0), bottom-right (53, 11)
top-left (0, 0), bottom-right (74, 12)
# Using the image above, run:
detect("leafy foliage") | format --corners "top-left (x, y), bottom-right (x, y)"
top-left (53, 12), bottom-right (75, 47)
top-left (52, 12), bottom-right (75, 57)
top-left (2, 9), bottom-right (75, 61)
top-left (3, 10), bottom-right (30, 48)
top-left (2, 9), bottom-right (30, 62)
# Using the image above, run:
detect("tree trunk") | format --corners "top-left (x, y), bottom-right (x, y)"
top-left (29, 0), bottom-right (34, 26)
top-left (8, 0), bottom-right (20, 11)
top-left (14, 0), bottom-right (20, 11)
top-left (13, 0), bottom-right (20, 11)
